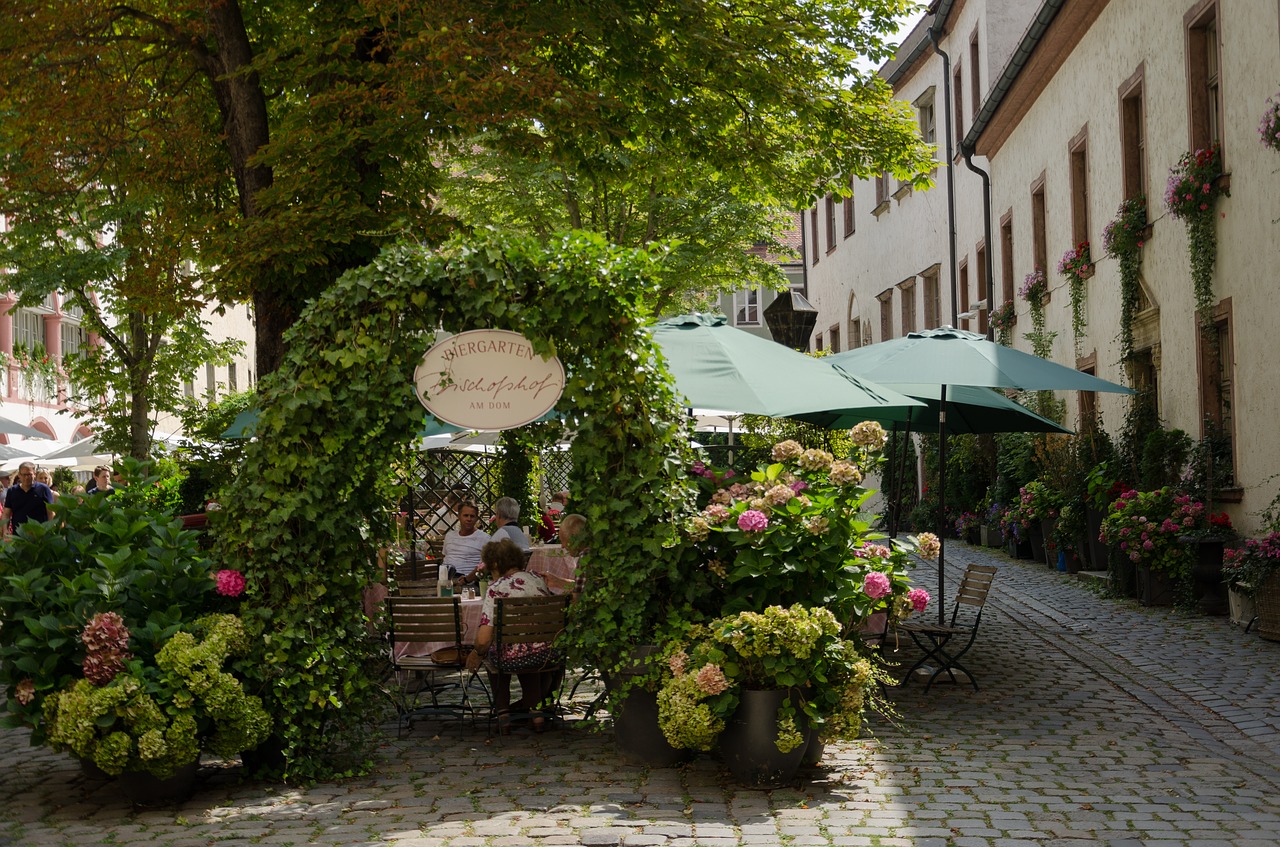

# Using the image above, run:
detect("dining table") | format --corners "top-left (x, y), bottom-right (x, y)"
top-left (527, 544), bottom-right (579, 593)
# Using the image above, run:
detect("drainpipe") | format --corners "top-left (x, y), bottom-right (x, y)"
top-left (927, 26), bottom-right (959, 327)
top-left (960, 143), bottom-right (996, 341)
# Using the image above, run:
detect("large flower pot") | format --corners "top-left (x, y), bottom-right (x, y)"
top-left (718, 689), bottom-right (807, 788)
top-left (1027, 521), bottom-right (1046, 565)
top-left (612, 687), bottom-right (695, 768)
top-left (606, 646), bottom-right (693, 768)
top-left (1085, 506), bottom-right (1108, 570)
top-left (1228, 586), bottom-right (1256, 628)
top-left (117, 762), bottom-right (200, 807)
top-left (980, 524), bottom-right (1003, 548)
top-left (1039, 518), bottom-right (1059, 568)
top-left (1136, 565), bottom-right (1176, 607)
top-left (1254, 574), bottom-right (1280, 642)
top-left (1007, 536), bottom-right (1033, 559)
top-left (1183, 536), bottom-right (1228, 616)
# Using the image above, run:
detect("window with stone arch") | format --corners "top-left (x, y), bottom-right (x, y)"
top-left (847, 292), bottom-right (862, 349)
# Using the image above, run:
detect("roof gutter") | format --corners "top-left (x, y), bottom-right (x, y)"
top-left (964, 0), bottom-right (1067, 153)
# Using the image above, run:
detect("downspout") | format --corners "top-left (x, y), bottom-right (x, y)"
top-left (926, 26), bottom-right (959, 327)
top-left (960, 144), bottom-right (996, 341)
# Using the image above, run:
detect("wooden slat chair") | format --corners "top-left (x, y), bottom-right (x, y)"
top-left (487, 594), bottom-right (571, 731)
top-left (386, 596), bottom-right (485, 732)
top-left (393, 578), bottom-right (439, 597)
top-left (896, 563), bottom-right (998, 692)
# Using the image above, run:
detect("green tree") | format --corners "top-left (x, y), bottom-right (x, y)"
top-left (1, 0), bottom-right (932, 375)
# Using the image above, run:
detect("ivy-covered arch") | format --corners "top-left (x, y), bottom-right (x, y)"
top-left (217, 231), bottom-right (690, 780)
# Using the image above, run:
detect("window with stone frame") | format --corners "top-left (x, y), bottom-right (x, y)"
top-left (975, 244), bottom-right (989, 335)
top-left (921, 266), bottom-right (941, 329)
top-left (1198, 300), bottom-right (1236, 487)
top-left (828, 324), bottom-right (841, 353)
top-left (824, 194), bottom-right (837, 252)
top-left (843, 180), bottom-right (855, 238)
top-left (1069, 129), bottom-right (1090, 246)
top-left (1119, 65), bottom-right (1147, 201)
top-left (1000, 212), bottom-right (1015, 308)
top-left (810, 208), bottom-right (820, 264)
top-left (898, 280), bottom-right (916, 335)
top-left (1186, 1), bottom-right (1223, 153)
top-left (879, 289), bottom-right (894, 341)
top-left (1031, 178), bottom-right (1049, 302)
top-left (959, 260), bottom-right (971, 331)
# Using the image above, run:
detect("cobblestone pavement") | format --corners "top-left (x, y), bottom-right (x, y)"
top-left (3, 543), bottom-right (1279, 847)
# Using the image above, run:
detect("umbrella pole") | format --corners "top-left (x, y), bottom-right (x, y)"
top-left (889, 420), bottom-right (913, 538)
top-left (937, 386), bottom-right (948, 625)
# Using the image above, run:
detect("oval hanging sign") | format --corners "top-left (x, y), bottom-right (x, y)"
top-left (414, 329), bottom-right (565, 430)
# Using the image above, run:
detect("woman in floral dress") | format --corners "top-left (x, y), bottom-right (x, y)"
top-left (465, 538), bottom-right (558, 732)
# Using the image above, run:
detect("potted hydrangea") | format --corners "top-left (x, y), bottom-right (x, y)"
top-left (0, 464), bottom-right (270, 803)
top-left (1224, 533), bottom-right (1280, 638)
top-left (646, 425), bottom-right (934, 782)
top-left (1100, 487), bottom-right (1206, 607)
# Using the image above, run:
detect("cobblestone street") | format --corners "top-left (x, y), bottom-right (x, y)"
top-left (3, 542), bottom-right (1278, 847)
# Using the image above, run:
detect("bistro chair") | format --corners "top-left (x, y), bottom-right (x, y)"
top-left (386, 595), bottom-right (486, 733)
top-left (896, 563), bottom-right (998, 692)
top-left (486, 594), bottom-right (570, 733)
top-left (393, 578), bottom-right (439, 597)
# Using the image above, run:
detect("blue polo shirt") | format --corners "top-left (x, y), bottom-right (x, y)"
top-left (5, 482), bottom-right (53, 531)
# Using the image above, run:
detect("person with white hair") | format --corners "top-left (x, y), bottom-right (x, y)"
top-left (490, 496), bottom-right (531, 551)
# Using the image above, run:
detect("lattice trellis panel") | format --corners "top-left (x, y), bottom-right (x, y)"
top-left (396, 448), bottom-right (574, 551)
top-left (540, 451), bottom-right (574, 500)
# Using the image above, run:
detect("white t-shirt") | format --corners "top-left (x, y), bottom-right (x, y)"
top-left (443, 529), bottom-right (491, 576)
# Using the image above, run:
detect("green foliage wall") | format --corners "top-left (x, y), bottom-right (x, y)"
top-left (215, 231), bottom-right (688, 780)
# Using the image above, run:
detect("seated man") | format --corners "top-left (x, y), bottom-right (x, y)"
top-left (490, 496), bottom-right (530, 551)
top-left (444, 501), bottom-right (490, 585)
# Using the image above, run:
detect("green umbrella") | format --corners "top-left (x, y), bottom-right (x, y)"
top-left (828, 327), bottom-right (1131, 624)
top-left (650, 314), bottom-right (924, 418)
top-left (795, 381), bottom-right (1072, 435)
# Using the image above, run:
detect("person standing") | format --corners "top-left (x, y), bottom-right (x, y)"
top-left (34, 468), bottom-right (58, 501)
top-left (444, 501), bottom-right (490, 584)
top-left (2, 462), bottom-right (54, 538)
top-left (490, 496), bottom-right (530, 551)
top-left (85, 465), bottom-right (114, 496)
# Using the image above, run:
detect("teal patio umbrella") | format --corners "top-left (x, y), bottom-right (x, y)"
top-left (222, 406), bottom-right (465, 441)
top-left (650, 314), bottom-right (924, 419)
top-left (794, 381), bottom-right (1072, 435)
top-left (828, 327), bottom-right (1133, 623)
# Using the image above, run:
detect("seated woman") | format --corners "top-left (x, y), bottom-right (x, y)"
top-left (465, 538), bottom-right (557, 733)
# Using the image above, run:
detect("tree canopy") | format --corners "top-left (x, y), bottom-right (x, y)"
top-left (1, 0), bottom-right (932, 375)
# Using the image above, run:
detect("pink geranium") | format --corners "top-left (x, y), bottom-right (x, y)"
top-left (216, 569), bottom-right (247, 597)
top-left (863, 571), bottom-right (891, 600)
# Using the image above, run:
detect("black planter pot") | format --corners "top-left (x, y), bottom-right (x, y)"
top-left (1028, 521), bottom-right (1046, 564)
top-left (718, 689), bottom-right (807, 788)
top-left (1136, 565), bottom-right (1176, 607)
top-left (117, 762), bottom-right (200, 807)
top-left (1183, 536), bottom-right (1229, 616)
top-left (1007, 536), bottom-right (1033, 559)
top-left (1085, 506), bottom-right (1108, 570)
top-left (1039, 518), bottom-right (1059, 568)
top-left (606, 646), bottom-right (693, 768)
top-left (612, 687), bottom-right (694, 768)
top-left (800, 728), bottom-right (825, 767)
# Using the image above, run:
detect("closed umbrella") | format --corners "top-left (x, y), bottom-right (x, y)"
top-left (829, 326), bottom-right (1133, 622)
top-left (0, 416), bottom-right (54, 440)
top-left (650, 314), bottom-right (923, 419)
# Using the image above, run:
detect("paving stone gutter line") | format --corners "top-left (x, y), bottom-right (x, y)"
top-left (2, 540), bottom-right (1279, 846)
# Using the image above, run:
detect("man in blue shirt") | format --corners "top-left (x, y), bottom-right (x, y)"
top-left (2, 461), bottom-right (54, 537)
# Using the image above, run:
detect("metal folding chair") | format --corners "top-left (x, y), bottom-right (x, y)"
top-left (386, 596), bottom-right (487, 732)
top-left (897, 563), bottom-right (998, 692)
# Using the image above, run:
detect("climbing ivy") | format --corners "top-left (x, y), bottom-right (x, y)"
top-left (215, 230), bottom-right (689, 780)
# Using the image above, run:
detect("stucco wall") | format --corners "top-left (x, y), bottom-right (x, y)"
top-left (984, 0), bottom-right (1280, 531)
